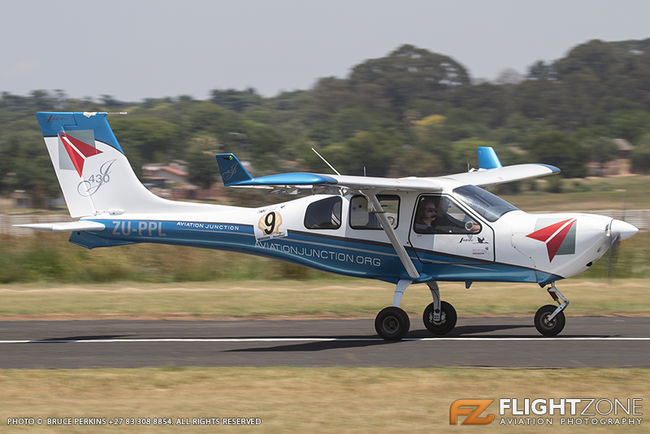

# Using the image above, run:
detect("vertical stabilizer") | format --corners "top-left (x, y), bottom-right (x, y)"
top-left (36, 112), bottom-right (169, 217)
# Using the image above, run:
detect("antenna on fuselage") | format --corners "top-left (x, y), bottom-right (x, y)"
top-left (311, 147), bottom-right (341, 176)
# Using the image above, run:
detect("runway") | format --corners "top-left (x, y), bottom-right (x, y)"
top-left (1, 317), bottom-right (648, 368)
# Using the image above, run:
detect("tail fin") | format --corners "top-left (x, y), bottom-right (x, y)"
top-left (36, 112), bottom-right (168, 217)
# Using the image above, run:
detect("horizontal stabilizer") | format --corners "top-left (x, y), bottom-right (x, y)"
top-left (14, 221), bottom-right (105, 232)
top-left (235, 172), bottom-right (337, 186)
top-left (216, 153), bottom-right (337, 187)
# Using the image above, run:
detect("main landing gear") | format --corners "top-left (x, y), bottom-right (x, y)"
top-left (534, 282), bottom-right (569, 337)
top-left (374, 280), bottom-right (457, 341)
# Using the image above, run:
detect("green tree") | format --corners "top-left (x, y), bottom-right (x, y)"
top-left (210, 88), bottom-right (262, 112)
top-left (312, 77), bottom-right (352, 114)
top-left (528, 132), bottom-right (588, 177)
top-left (607, 110), bottom-right (650, 142)
top-left (324, 130), bottom-right (400, 176)
top-left (110, 118), bottom-right (179, 161)
top-left (630, 133), bottom-right (650, 173)
top-left (181, 101), bottom-right (230, 135)
top-left (555, 39), bottom-right (617, 82)
top-left (0, 128), bottom-right (59, 206)
top-left (527, 61), bottom-right (557, 80)
top-left (350, 44), bottom-right (470, 113)
top-left (187, 136), bottom-right (221, 188)
top-left (587, 137), bottom-right (619, 172)
top-left (393, 146), bottom-right (444, 177)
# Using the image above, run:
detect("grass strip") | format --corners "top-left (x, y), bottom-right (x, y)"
top-left (0, 367), bottom-right (648, 433)
top-left (0, 279), bottom-right (648, 319)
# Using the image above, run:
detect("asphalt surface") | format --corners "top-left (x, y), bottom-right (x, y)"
top-left (0, 317), bottom-right (648, 368)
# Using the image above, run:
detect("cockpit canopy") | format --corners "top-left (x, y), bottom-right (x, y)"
top-left (453, 185), bottom-right (518, 222)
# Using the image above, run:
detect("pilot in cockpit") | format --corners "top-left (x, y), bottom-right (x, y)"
top-left (415, 197), bottom-right (479, 234)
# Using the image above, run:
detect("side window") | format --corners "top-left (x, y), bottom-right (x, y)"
top-left (349, 195), bottom-right (399, 229)
top-left (413, 195), bottom-right (481, 234)
top-left (304, 196), bottom-right (342, 229)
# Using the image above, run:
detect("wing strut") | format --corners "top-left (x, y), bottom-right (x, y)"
top-left (365, 191), bottom-right (420, 280)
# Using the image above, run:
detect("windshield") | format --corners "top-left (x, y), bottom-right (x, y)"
top-left (452, 185), bottom-right (518, 222)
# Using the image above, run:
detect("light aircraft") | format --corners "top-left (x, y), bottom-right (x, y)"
top-left (18, 112), bottom-right (639, 340)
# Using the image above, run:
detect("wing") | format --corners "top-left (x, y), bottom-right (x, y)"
top-left (318, 174), bottom-right (442, 191)
top-left (216, 148), bottom-right (558, 192)
top-left (215, 153), bottom-right (442, 192)
top-left (439, 146), bottom-right (559, 186)
top-left (442, 163), bottom-right (559, 186)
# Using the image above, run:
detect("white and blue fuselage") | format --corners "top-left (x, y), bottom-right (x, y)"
top-left (70, 190), bottom-right (625, 287)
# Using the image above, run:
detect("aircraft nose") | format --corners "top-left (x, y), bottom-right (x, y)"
top-left (610, 219), bottom-right (638, 241)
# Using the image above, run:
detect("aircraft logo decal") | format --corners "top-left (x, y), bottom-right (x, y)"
top-left (222, 164), bottom-right (239, 183)
top-left (77, 159), bottom-right (116, 197)
top-left (526, 218), bottom-right (577, 262)
top-left (58, 131), bottom-right (102, 176)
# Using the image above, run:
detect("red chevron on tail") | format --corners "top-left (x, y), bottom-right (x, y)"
top-left (58, 131), bottom-right (102, 176)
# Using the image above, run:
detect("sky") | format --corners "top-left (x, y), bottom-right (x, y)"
top-left (2, 0), bottom-right (649, 101)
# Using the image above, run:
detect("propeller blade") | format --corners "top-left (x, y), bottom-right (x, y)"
top-left (606, 233), bottom-right (620, 281)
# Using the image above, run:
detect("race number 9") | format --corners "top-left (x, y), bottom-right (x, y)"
top-left (258, 211), bottom-right (283, 236)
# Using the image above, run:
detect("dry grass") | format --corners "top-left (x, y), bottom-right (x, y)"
top-left (0, 279), bottom-right (648, 319)
top-left (500, 175), bottom-right (650, 211)
top-left (0, 367), bottom-right (647, 433)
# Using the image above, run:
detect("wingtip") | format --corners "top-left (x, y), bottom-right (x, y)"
top-left (539, 164), bottom-right (561, 173)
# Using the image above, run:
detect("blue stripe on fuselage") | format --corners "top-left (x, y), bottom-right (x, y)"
top-left (81, 219), bottom-right (560, 284)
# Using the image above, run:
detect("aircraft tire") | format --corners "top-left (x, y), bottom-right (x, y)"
top-left (375, 307), bottom-right (410, 341)
top-left (534, 304), bottom-right (566, 337)
top-left (422, 301), bottom-right (457, 335)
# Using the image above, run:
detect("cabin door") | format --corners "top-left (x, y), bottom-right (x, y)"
top-left (408, 194), bottom-right (494, 262)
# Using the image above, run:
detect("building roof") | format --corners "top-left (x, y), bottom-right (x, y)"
top-left (160, 166), bottom-right (188, 176)
top-left (613, 138), bottom-right (634, 151)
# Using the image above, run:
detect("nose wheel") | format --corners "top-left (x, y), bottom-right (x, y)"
top-left (534, 283), bottom-right (569, 337)
top-left (534, 305), bottom-right (566, 336)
